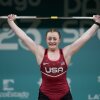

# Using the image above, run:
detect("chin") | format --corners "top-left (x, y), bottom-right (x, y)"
top-left (48, 46), bottom-right (57, 51)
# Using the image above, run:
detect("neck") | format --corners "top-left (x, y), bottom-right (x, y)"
top-left (48, 48), bottom-right (59, 52)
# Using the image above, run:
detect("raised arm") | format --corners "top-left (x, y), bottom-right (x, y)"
top-left (63, 15), bottom-right (100, 57)
top-left (7, 14), bottom-right (45, 64)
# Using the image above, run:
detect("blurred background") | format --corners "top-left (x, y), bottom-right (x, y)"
top-left (0, 0), bottom-right (100, 100)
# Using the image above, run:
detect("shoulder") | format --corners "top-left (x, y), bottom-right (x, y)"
top-left (37, 45), bottom-right (45, 55)
top-left (34, 45), bottom-right (46, 65)
top-left (33, 44), bottom-right (45, 58)
top-left (62, 45), bottom-right (72, 65)
top-left (62, 45), bottom-right (71, 56)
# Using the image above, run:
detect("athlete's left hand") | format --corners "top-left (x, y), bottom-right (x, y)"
top-left (93, 15), bottom-right (100, 24)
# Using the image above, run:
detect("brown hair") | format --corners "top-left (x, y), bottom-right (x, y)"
top-left (46, 28), bottom-right (61, 39)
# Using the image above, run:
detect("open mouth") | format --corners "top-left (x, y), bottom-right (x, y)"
top-left (49, 43), bottom-right (56, 46)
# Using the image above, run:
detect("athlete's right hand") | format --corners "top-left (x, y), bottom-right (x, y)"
top-left (7, 14), bottom-right (17, 21)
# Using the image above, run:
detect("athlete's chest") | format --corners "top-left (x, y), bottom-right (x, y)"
top-left (40, 54), bottom-right (68, 77)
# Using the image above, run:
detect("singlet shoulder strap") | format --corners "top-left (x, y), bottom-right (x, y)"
top-left (60, 49), bottom-right (63, 55)
top-left (45, 49), bottom-right (48, 55)
top-left (60, 49), bottom-right (68, 66)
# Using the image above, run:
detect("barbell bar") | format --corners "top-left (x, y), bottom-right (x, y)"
top-left (0, 16), bottom-right (93, 19)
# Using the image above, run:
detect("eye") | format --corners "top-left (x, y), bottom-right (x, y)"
top-left (48, 37), bottom-right (52, 40)
top-left (53, 37), bottom-right (57, 41)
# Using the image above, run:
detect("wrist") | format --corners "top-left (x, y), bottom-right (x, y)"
top-left (7, 19), bottom-right (14, 23)
top-left (94, 22), bottom-right (100, 27)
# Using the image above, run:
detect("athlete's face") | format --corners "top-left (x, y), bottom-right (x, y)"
top-left (46, 32), bottom-right (61, 50)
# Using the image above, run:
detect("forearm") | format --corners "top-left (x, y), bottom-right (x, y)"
top-left (83, 23), bottom-right (99, 39)
top-left (7, 20), bottom-right (27, 40)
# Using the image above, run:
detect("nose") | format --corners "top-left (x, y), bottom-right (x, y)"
top-left (51, 38), bottom-right (54, 42)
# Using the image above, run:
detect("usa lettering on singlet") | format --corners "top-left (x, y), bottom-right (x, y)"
top-left (39, 49), bottom-right (70, 100)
